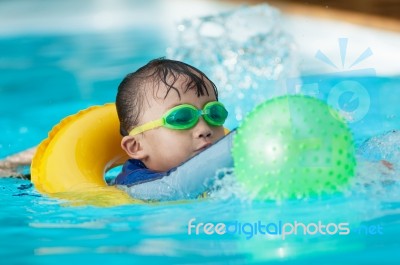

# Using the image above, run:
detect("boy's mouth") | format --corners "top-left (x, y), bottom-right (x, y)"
top-left (195, 143), bottom-right (212, 153)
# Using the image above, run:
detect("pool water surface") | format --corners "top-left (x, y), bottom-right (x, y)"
top-left (1, 3), bottom-right (400, 265)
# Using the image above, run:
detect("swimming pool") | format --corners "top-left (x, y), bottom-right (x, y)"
top-left (1, 1), bottom-right (400, 264)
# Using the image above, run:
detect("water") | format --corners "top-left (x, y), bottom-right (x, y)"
top-left (1, 4), bottom-right (400, 265)
top-left (168, 4), bottom-right (298, 128)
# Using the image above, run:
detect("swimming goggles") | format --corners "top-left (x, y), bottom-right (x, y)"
top-left (129, 101), bottom-right (228, 136)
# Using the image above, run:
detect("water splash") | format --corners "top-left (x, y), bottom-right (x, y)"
top-left (358, 130), bottom-right (400, 164)
top-left (168, 4), bottom-right (298, 129)
top-left (349, 130), bottom-right (400, 208)
top-left (207, 168), bottom-right (250, 202)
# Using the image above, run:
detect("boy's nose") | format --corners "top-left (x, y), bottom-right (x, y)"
top-left (193, 117), bottom-right (213, 139)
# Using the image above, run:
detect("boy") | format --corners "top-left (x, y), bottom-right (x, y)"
top-left (0, 59), bottom-right (228, 182)
top-left (113, 58), bottom-right (228, 185)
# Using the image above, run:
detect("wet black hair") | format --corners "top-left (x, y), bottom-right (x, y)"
top-left (116, 58), bottom-right (219, 136)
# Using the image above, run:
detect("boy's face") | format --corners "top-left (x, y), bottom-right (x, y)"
top-left (122, 76), bottom-right (225, 172)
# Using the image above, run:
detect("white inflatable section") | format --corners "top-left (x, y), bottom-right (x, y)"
top-left (117, 131), bottom-right (235, 201)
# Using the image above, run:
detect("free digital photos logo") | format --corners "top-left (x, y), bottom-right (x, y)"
top-left (287, 38), bottom-right (376, 124)
top-left (187, 218), bottom-right (383, 240)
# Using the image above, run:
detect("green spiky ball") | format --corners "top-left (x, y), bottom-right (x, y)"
top-left (233, 95), bottom-right (356, 200)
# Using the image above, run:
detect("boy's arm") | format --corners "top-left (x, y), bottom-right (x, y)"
top-left (0, 147), bottom-right (37, 178)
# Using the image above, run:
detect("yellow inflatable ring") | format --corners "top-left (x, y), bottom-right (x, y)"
top-left (31, 103), bottom-right (139, 207)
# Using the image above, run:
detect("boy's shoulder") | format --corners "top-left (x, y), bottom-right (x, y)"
top-left (113, 159), bottom-right (164, 186)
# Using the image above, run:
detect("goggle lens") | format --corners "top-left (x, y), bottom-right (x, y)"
top-left (165, 107), bottom-right (198, 129)
top-left (204, 103), bottom-right (228, 126)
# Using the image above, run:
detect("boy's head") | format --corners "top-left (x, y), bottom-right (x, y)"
top-left (116, 58), bottom-right (226, 172)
